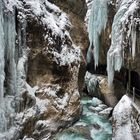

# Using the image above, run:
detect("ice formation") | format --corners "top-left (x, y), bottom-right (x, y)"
top-left (0, 0), bottom-right (81, 138)
top-left (86, 0), bottom-right (139, 86)
top-left (87, 0), bottom-right (108, 68)
top-left (107, 0), bottom-right (139, 86)
top-left (0, 0), bottom-right (27, 134)
top-left (0, 1), bottom-right (5, 105)
top-left (4, 12), bottom-right (17, 96)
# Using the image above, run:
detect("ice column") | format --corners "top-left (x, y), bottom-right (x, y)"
top-left (4, 11), bottom-right (17, 95)
top-left (0, 1), bottom-right (5, 104)
top-left (87, 0), bottom-right (108, 68)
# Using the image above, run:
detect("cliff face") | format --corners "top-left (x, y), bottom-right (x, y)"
top-left (1, 0), bottom-right (140, 139)
top-left (0, 0), bottom-right (83, 139)
top-left (51, 0), bottom-right (88, 91)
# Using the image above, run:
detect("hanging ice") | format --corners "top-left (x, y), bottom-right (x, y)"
top-left (87, 0), bottom-right (108, 68)
top-left (131, 23), bottom-right (137, 60)
top-left (0, 1), bottom-right (17, 133)
top-left (0, 1), bottom-right (5, 105)
top-left (4, 12), bottom-right (17, 96)
top-left (107, 0), bottom-right (138, 86)
top-left (0, 2), bottom-right (8, 132)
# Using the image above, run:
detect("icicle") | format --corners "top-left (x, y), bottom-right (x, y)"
top-left (0, 1), bottom-right (5, 105)
top-left (87, 0), bottom-right (108, 68)
top-left (131, 23), bottom-right (136, 60)
top-left (16, 13), bottom-right (28, 95)
top-left (17, 50), bottom-right (28, 94)
top-left (0, 1), bottom-right (18, 133)
top-left (0, 2), bottom-right (7, 132)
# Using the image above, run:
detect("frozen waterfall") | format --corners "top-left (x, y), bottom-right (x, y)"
top-left (87, 0), bottom-right (138, 86)
top-left (4, 11), bottom-right (17, 96)
top-left (0, 1), bottom-right (5, 106)
top-left (87, 0), bottom-right (108, 68)
top-left (0, 2), bottom-right (8, 132)
top-left (0, 1), bottom-right (19, 133)
top-left (107, 0), bottom-right (138, 86)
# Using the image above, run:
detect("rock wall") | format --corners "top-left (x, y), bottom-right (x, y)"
top-left (85, 72), bottom-right (125, 107)
top-left (0, 0), bottom-right (82, 139)
top-left (51, 0), bottom-right (88, 91)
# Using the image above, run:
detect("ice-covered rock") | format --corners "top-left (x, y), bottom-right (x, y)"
top-left (91, 97), bottom-right (103, 107)
top-left (112, 95), bottom-right (140, 140)
top-left (99, 107), bottom-right (113, 117)
top-left (0, 0), bottom-right (81, 139)
top-left (12, 84), bottom-right (80, 139)
top-left (85, 72), bottom-right (98, 96)
top-left (84, 72), bottom-right (125, 107)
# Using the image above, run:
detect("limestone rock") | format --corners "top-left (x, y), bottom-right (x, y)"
top-left (85, 72), bottom-right (125, 107)
top-left (51, 0), bottom-right (88, 92)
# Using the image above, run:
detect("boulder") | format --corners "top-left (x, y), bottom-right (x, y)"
top-left (85, 72), bottom-right (125, 107)
top-left (14, 84), bottom-right (80, 139)
top-left (112, 95), bottom-right (140, 140)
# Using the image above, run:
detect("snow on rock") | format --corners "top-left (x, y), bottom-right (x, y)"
top-left (85, 71), bottom-right (98, 95)
top-left (24, 0), bottom-right (71, 37)
top-left (14, 84), bottom-right (80, 139)
top-left (84, 71), bottom-right (113, 97)
top-left (17, 49), bottom-right (29, 94)
top-left (3, 0), bottom-right (21, 11)
top-left (112, 95), bottom-right (133, 140)
top-left (112, 95), bottom-right (140, 140)
top-left (84, 71), bottom-right (125, 107)
top-left (99, 107), bottom-right (113, 117)
top-left (0, 0), bottom-right (81, 139)
top-left (24, 0), bottom-right (81, 67)
top-left (107, 0), bottom-right (139, 86)
top-left (45, 44), bottom-right (81, 66)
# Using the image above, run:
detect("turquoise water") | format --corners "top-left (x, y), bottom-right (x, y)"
top-left (53, 97), bottom-right (112, 140)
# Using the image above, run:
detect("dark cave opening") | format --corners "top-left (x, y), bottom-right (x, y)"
top-left (125, 70), bottom-right (140, 97)
top-left (86, 63), bottom-right (107, 76)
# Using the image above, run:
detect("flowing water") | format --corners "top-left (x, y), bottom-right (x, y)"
top-left (53, 96), bottom-right (112, 140)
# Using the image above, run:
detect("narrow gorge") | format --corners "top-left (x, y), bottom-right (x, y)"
top-left (0, 0), bottom-right (140, 140)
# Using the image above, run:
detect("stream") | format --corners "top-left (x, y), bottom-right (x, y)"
top-left (53, 96), bottom-right (112, 140)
